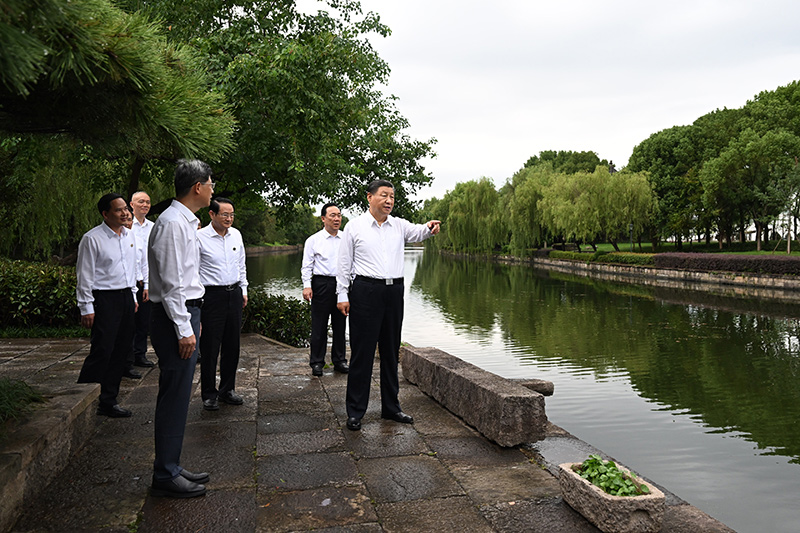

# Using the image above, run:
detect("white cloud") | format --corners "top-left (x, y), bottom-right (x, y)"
top-left (300, 0), bottom-right (800, 200)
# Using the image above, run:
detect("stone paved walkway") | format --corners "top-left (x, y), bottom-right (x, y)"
top-left (2, 334), bottom-right (734, 532)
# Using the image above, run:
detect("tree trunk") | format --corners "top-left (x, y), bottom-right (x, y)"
top-left (610, 239), bottom-right (620, 252)
top-left (127, 156), bottom-right (146, 201)
top-left (755, 221), bottom-right (763, 251)
top-left (676, 235), bottom-right (683, 252)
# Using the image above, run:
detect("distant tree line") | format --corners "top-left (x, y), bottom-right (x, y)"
top-left (422, 80), bottom-right (800, 255)
top-left (419, 151), bottom-right (655, 254)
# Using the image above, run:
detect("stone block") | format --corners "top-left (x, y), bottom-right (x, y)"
top-left (400, 346), bottom-right (547, 447)
top-left (558, 462), bottom-right (665, 533)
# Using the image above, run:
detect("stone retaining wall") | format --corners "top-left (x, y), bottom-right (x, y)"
top-left (489, 254), bottom-right (800, 304)
top-left (400, 345), bottom-right (549, 447)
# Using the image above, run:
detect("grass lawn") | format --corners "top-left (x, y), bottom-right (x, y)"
top-left (589, 241), bottom-right (800, 255)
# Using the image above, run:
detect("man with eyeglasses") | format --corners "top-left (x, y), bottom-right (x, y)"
top-left (197, 197), bottom-right (248, 411)
top-left (129, 191), bottom-right (156, 370)
top-left (301, 202), bottom-right (348, 377)
top-left (148, 159), bottom-right (215, 498)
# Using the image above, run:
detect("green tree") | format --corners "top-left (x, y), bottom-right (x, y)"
top-left (125, 0), bottom-right (436, 217)
top-left (525, 150), bottom-right (610, 174)
top-left (439, 178), bottom-right (503, 253)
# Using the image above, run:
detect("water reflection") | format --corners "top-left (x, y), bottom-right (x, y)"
top-left (411, 251), bottom-right (800, 463)
top-left (247, 249), bottom-right (800, 532)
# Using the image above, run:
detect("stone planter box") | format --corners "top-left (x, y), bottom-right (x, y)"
top-left (558, 462), bottom-right (665, 533)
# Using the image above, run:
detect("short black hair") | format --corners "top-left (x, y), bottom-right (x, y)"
top-left (367, 179), bottom-right (394, 195)
top-left (321, 202), bottom-right (339, 217)
top-left (174, 159), bottom-right (213, 198)
top-left (210, 197), bottom-right (233, 214)
top-left (97, 193), bottom-right (123, 215)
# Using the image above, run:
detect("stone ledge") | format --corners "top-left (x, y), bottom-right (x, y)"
top-left (0, 382), bottom-right (98, 533)
top-left (400, 345), bottom-right (549, 447)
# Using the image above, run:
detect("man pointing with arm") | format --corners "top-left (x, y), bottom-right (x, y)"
top-left (336, 179), bottom-right (440, 431)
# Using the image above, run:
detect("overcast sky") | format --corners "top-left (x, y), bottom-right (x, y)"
top-left (304, 0), bottom-right (800, 202)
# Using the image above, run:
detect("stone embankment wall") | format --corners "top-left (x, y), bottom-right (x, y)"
top-left (492, 254), bottom-right (800, 304)
top-left (246, 244), bottom-right (302, 256)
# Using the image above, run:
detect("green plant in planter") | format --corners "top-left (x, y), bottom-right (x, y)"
top-left (574, 454), bottom-right (651, 497)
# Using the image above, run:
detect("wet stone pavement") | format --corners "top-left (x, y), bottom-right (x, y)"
top-left (4, 334), bottom-right (734, 533)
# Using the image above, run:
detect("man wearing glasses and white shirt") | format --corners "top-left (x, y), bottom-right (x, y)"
top-left (197, 197), bottom-right (248, 411)
top-left (148, 159), bottom-right (215, 498)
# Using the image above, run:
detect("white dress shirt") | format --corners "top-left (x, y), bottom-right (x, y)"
top-left (336, 211), bottom-right (432, 303)
top-left (75, 222), bottom-right (137, 315)
top-left (301, 228), bottom-right (341, 288)
top-left (197, 224), bottom-right (248, 294)
top-left (132, 216), bottom-right (153, 288)
top-left (148, 199), bottom-right (205, 339)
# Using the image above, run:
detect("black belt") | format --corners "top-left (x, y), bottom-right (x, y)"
top-left (92, 288), bottom-right (132, 294)
top-left (205, 284), bottom-right (238, 292)
top-left (186, 298), bottom-right (204, 308)
top-left (312, 275), bottom-right (336, 281)
top-left (355, 275), bottom-right (404, 286)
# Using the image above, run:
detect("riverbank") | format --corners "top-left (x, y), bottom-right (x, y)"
top-left (445, 250), bottom-right (800, 304)
top-left (1, 335), bottom-right (733, 532)
top-left (246, 244), bottom-right (302, 256)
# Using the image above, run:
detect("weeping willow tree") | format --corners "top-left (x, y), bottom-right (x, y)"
top-left (507, 165), bottom-right (552, 254)
top-left (436, 178), bottom-right (505, 253)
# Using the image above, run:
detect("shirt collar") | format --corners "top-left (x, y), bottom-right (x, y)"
top-left (172, 199), bottom-right (200, 226)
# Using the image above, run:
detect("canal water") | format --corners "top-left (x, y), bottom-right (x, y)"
top-left (247, 248), bottom-right (800, 533)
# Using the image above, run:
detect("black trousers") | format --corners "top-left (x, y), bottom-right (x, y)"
top-left (132, 282), bottom-right (151, 362)
top-left (309, 275), bottom-right (346, 367)
top-left (150, 301), bottom-right (200, 482)
top-left (199, 286), bottom-right (243, 401)
top-left (345, 277), bottom-right (404, 419)
top-left (77, 289), bottom-right (135, 409)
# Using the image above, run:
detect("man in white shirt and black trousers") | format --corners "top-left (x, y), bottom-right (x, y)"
top-left (198, 197), bottom-right (248, 411)
top-left (76, 193), bottom-right (138, 418)
top-left (148, 159), bottom-right (214, 498)
top-left (129, 191), bottom-right (156, 370)
top-left (301, 202), bottom-right (348, 377)
top-left (336, 180), bottom-right (440, 431)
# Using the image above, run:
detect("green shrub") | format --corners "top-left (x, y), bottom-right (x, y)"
top-left (594, 252), bottom-right (655, 266)
top-left (574, 454), bottom-right (650, 497)
top-left (655, 252), bottom-right (800, 275)
top-left (0, 259), bottom-right (80, 328)
top-left (243, 289), bottom-right (311, 347)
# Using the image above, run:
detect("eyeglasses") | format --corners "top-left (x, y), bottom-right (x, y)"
top-left (202, 181), bottom-right (216, 190)
top-left (218, 213), bottom-right (235, 219)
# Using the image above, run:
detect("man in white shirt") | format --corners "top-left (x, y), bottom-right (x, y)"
top-left (336, 180), bottom-right (440, 431)
top-left (148, 159), bottom-right (214, 498)
top-left (301, 202), bottom-right (348, 377)
top-left (198, 197), bottom-right (248, 411)
top-left (130, 191), bottom-right (155, 369)
top-left (76, 193), bottom-right (138, 418)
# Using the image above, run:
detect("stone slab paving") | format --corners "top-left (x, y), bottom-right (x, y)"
top-left (3, 334), bottom-right (735, 533)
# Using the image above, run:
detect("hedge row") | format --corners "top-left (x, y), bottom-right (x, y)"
top-left (654, 253), bottom-right (800, 275)
top-left (0, 259), bottom-right (312, 347)
top-left (0, 259), bottom-right (80, 328)
top-left (243, 290), bottom-right (311, 347)
top-left (594, 252), bottom-right (655, 266)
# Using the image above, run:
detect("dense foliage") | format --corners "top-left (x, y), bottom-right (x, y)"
top-left (628, 81), bottom-right (800, 251)
top-left (1, 0), bottom-right (434, 260)
top-left (0, 378), bottom-right (44, 440)
top-left (0, 259), bottom-right (81, 328)
top-left (420, 159), bottom-right (655, 255)
top-left (654, 252), bottom-right (800, 275)
top-left (243, 289), bottom-right (311, 348)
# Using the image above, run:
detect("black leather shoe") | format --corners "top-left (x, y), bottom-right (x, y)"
top-left (97, 404), bottom-right (132, 418)
top-left (219, 391), bottom-right (243, 405)
top-left (382, 411), bottom-right (414, 424)
top-left (134, 358), bottom-right (155, 368)
top-left (311, 363), bottom-right (323, 376)
top-left (333, 362), bottom-right (350, 374)
top-left (123, 368), bottom-right (142, 379)
top-left (180, 469), bottom-right (210, 484)
top-left (151, 475), bottom-right (206, 498)
top-left (203, 398), bottom-right (219, 411)
top-left (346, 417), bottom-right (362, 431)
